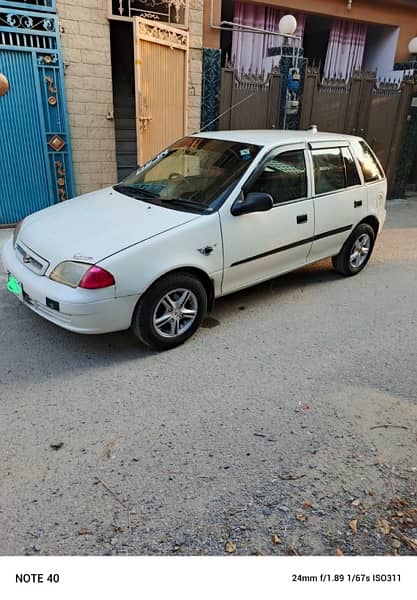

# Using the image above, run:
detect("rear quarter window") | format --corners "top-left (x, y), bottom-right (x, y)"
top-left (352, 140), bottom-right (384, 183)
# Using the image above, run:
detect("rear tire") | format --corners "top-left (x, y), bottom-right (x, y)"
top-left (131, 273), bottom-right (207, 351)
top-left (332, 223), bottom-right (375, 277)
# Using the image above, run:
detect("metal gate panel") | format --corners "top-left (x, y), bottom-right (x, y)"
top-left (0, 6), bottom-right (74, 225)
top-left (219, 63), bottom-right (282, 130)
top-left (134, 17), bottom-right (188, 165)
top-left (0, 49), bottom-right (52, 223)
top-left (366, 94), bottom-right (401, 169)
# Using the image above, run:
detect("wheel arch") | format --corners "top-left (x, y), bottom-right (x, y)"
top-left (357, 215), bottom-right (380, 236)
top-left (141, 266), bottom-right (216, 312)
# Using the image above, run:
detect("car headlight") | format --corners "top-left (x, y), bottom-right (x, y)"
top-left (49, 261), bottom-right (115, 289)
top-left (49, 261), bottom-right (91, 288)
top-left (13, 220), bottom-right (23, 248)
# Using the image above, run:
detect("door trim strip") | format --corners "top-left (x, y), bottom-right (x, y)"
top-left (230, 225), bottom-right (353, 267)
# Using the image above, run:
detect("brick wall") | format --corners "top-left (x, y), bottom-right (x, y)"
top-left (57, 0), bottom-right (117, 196)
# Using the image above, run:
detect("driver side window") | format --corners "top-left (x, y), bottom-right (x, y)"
top-left (249, 149), bottom-right (307, 205)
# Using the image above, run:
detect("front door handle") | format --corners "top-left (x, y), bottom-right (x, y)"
top-left (354, 200), bottom-right (363, 208)
top-left (297, 214), bottom-right (308, 224)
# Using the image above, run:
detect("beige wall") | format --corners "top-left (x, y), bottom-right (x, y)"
top-left (57, 1), bottom-right (117, 196)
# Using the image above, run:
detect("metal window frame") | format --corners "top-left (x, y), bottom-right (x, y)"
top-left (0, 1), bottom-right (55, 13)
top-left (107, 0), bottom-right (189, 29)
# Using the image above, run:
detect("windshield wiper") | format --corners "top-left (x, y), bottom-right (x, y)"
top-left (160, 197), bottom-right (206, 211)
top-left (113, 184), bottom-right (158, 199)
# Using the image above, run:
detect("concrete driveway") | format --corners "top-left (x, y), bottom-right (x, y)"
top-left (0, 200), bottom-right (416, 556)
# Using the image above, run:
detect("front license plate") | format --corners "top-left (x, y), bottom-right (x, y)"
top-left (7, 274), bottom-right (23, 297)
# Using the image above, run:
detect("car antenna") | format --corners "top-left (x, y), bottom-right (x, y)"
top-left (193, 92), bottom-right (257, 134)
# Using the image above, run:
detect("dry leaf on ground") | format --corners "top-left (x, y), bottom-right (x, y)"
top-left (335, 548), bottom-right (344, 556)
top-left (352, 499), bottom-right (361, 507)
top-left (392, 530), bottom-right (417, 552)
top-left (225, 540), bottom-right (237, 554)
top-left (376, 517), bottom-right (391, 535)
top-left (349, 519), bottom-right (358, 534)
top-left (272, 534), bottom-right (282, 545)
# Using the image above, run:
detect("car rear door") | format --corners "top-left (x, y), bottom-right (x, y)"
top-left (220, 144), bottom-right (315, 295)
top-left (307, 141), bottom-right (367, 263)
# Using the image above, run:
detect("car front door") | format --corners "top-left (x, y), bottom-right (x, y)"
top-left (220, 145), bottom-right (314, 295)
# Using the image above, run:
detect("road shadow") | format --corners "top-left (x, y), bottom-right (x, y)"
top-left (0, 258), bottom-right (343, 387)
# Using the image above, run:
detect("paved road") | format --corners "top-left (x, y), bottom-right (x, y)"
top-left (0, 200), bottom-right (416, 556)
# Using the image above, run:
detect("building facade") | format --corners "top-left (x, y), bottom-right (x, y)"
top-left (216, 0), bottom-right (417, 79)
top-left (0, 0), bottom-right (206, 224)
top-left (58, 0), bottom-right (205, 192)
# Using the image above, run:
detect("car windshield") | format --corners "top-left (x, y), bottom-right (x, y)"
top-left (114, 137), bottom-right (261, 213)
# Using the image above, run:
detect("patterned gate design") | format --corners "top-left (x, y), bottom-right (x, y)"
top-left (219, 62), bottom-right (282, 130)
top-left (299, 67), bottom-right (417, 193)
top-left (0, 1), bottom-right (74, 225)
top-left (134, 17), bottom-right (188, 165)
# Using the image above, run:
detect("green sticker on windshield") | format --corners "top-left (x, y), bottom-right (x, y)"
top-left (7, 275), bottom-right (22, 296)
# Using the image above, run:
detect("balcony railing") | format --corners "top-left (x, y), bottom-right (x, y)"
top-left (108, 0), bottom-right (187, 27)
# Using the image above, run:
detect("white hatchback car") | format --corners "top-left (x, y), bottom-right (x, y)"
top-left (3, 129), bottom-right (386, 350)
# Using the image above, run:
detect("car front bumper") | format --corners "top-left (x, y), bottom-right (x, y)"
top-left (2, 238), bottom-right (139, 334)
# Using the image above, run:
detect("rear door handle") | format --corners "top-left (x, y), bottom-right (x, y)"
top-left (354, 200), bottom-right (363, 208)
top-left (297, 214), bottom-right (308, 224)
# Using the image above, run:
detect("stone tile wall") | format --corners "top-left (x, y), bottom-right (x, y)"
top-left (57, 0), bottom-right (117, 195)
top-left (188, 0), bottom-right (204, 134)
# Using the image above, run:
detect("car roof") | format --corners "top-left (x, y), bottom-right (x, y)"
top-left (194, 129), bottom-right (361, 150)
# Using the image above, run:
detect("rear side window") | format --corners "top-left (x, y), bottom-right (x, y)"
top-left (312, 148), bottom-right (345, 194)
top-left (312, 147), bottom-right (362, 194)
top-left (352, 140), bottom-right (384, 183)
top-left (342, 147), bottom-right (361, 187)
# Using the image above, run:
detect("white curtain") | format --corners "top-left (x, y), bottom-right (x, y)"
top-left (323, 20), bottom-right (368, 80)
top-left (231, 2), bottom-right (306, 74)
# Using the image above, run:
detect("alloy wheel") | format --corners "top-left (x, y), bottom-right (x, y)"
top-left (152, 288), bottom-right (198, 338)
top-left (349, 233), bottom-right (371, 269)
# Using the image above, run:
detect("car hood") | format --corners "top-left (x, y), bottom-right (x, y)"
top-left (18, 187), bottom-right (200, 266)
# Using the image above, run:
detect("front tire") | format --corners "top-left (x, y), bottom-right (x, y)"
top-left (332, 223), bottom-right (376, 276)
top-left (131, 273), bottom-right (207, 351)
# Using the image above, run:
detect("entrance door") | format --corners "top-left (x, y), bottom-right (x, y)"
top-left (133, 17), bottom-right (188, 166)
top-left (0, 4), bottom-right (74, 225)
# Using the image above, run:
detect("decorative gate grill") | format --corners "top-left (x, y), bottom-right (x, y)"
top-left (219, 63), bottom-right (282, 130)
top-left (108, 0), bottom-right (187, 26)
top-left (219, 61), bottom-right (417, 194)
top-left (0, 2), bottom-right (73, 225)
top-left (299, 67), bottom-right (417, 193)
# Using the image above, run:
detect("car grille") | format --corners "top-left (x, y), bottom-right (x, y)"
top-left (16, 242), bottom-right (49, 275)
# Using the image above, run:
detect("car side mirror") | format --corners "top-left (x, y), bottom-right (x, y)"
top-left (231, 192), bottom-right (274, 216)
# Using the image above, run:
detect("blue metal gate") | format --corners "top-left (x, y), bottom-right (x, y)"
top-left (0, 0), bottom-right (74, 225)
